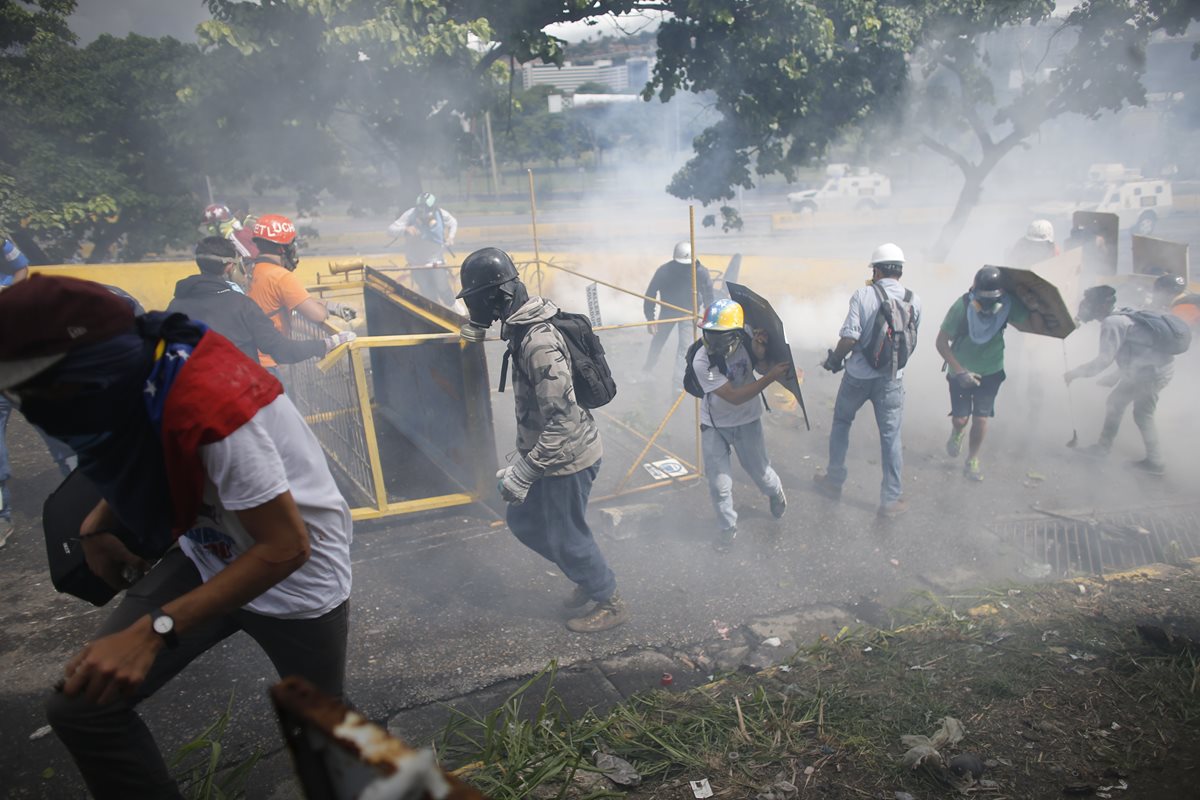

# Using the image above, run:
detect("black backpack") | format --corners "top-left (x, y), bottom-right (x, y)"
top-left (862, 283), bottom-right (917, 376)
top-left (500, 311), bottom-right (618, 408)
top-left (1123, 310), bottom-right (1192, 356)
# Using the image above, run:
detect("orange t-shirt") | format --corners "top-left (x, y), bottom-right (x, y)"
top-left (1171, 300), bottom-right (1200, 330)
top-left (249, 261), bottom-right (312, 367)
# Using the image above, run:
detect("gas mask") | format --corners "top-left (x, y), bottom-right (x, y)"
top-left (702, 329), bottom-right (742, 361)
top-left (460, 281), bottom-right (527, 341)
top-left (281, 242), bottom-right (300, 272)
top-left (971, 296), bottom-right (1004, 317)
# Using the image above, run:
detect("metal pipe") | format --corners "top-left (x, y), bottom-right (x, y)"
top-left (615, 388), bottom-right (687, 493)
top-left (595, 408), bottom-right (697, 472)
top-left (527, 169), bottom-right (542, 296)
top-left (690, 205), bottom-right (702, 477)
top-left (533, 260), bottom-right (694, 317)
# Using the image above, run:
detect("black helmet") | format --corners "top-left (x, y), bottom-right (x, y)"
top-left (416, 192), bottom-right (436, 210)
top-left (457, 248), bottom-right (518, 299)
top-left (1154, 273), bottom-right (1186, 295)
top-left (973, 266), bottom-right (1004, 300)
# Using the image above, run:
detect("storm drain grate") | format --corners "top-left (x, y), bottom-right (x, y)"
top-left (993, 505), bottom-right (1200, 577)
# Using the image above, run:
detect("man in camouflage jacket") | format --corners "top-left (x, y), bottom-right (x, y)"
top-left (457, 248), bottom-right (629, 633)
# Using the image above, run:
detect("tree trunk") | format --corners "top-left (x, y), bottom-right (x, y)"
top-left (930, 169), bottom-right (984, 262)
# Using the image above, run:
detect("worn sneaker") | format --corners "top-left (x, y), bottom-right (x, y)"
top-left (946, 428), bottom-right (966, 457)
top-left (566, 592), bottom-right (630, 633)
top-left (812, 473), bottom-right (842, 501)
top-left (1078, 444), bottom-right (1110, 459)
top-left (713, 526), bottom-right (738, 553)
top-left (769, 489), bottom-right (787, 519)
top-left (563, 584), bottom-right (591, 609)
top-left (964, 458), bottom-right (984, 482)
top-left (0, 520), bottom-right (12, 549)
top-left (878, 498), bottom-right (909, 518)
top-left (1129, 459), bottom-right (1166, 477)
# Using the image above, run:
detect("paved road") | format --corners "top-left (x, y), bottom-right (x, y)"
top-left (3, 216), bottom-right (1199, 797)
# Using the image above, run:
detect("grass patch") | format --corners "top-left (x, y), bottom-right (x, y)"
top-left (440, 567), bottom-right (1200, 798)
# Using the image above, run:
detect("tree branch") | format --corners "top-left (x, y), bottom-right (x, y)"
top-left (938, 55), bottom-right (993, 149)
top-left (919, 133), bottom-right (974, 177)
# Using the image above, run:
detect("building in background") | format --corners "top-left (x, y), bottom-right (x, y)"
top-left (522, 57), bottom-right (654, 93)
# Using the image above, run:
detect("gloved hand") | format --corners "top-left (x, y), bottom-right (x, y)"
top-left (327, 301), bottom-right (357, 321)
top-left (951, 370), bottom-right (982, 389)
top-left (324, 331), bottom-right (357, 353)
top-left (822, 349), bottom-right (845, 373)
top-left (496, 458), bottom-right (540, 505)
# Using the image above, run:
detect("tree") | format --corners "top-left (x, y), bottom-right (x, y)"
top-left (911, 0), bottom-right (1200, 260)
top-left (1, 7), bottom-right (204, 261)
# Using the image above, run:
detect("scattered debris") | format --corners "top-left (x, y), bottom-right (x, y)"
top-left (660, 672), bottom-right (673, 687)
top-left (948, 752), bottom-right (985, 781)
top-left (761, 637), bottom-right (782, 647)
top-left (594, 750), bottom-right (641, 787)
top-left (690, 778), bottom-right (713, 798)
top-left (713, 620), bottom-right (731, 640)
top-left (29, 725), bottom-right (52, 741)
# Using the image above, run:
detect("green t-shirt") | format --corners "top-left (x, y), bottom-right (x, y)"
top-left (939, 295), bottom-right (1029, 376)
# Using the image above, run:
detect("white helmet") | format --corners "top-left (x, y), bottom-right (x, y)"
top-left (673, 241), bottom-right (692, 264)
top-left (1025, 219), bottom-right (1054, 243)
top-left (869, 242), bottom-right (905, 267)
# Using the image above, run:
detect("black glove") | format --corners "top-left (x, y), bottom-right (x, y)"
top-left (822, 349), bottom-right (845, 373)
top-left (951, 370), bottom-right (982, 390)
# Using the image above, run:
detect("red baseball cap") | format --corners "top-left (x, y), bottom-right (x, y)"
top-left (0, 275), bottom-right (137, 390)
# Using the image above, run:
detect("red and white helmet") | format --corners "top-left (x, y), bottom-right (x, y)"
top-left (203, 203), bottom-right (232, 224)
top-left (252, 213), bottom-right (298, 245)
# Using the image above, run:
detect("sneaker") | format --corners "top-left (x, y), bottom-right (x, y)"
top-left (0, 520), bottom-right (12, 549)
top-left (812, 473), bottom-right (842, 501)
top-left (878, 498), bottom-right (909, 518)
top-left (566, 592), bottom-right (630, 633)
top-left (713, 526), bottom-right (738, 553)
top-left (964, 458), bottom-right (984, 482)
top-left (769, 489), bottom-right (787, 519)
top-left (563, 585), bottom-right (591, 609)
top-left (1129, 459), bottom-right (1166, 477)
top-left (946, 428), bottom-right (966, 457)
top-left (1078, 444), bottom-right (1110, 459)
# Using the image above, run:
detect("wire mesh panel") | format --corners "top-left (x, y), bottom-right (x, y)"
top-left (281, 315), bottom-right (377, 508)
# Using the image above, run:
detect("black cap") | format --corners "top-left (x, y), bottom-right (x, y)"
top-left (1154, 273), bottom-right (1186, 294)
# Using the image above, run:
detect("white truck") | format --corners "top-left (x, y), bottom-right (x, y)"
top-left (1034, 164), bottom-right (1172, 235)
top-left (787, 164), bottom-right (892, 214)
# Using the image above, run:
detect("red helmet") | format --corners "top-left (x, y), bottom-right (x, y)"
top-left (203, 203), bottom-right (232, 224)
top-left (252, 214), bottom-right (298, 245)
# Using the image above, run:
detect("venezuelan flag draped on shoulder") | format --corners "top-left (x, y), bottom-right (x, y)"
top-left (140, 312), bottom-right (283, 534)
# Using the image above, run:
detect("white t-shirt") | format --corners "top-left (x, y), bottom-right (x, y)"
top-left (179, 394), bottom-right (353, 619)
top-left (692, 343), bottom-right (763, 428)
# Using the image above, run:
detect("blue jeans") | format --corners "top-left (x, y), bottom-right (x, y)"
top-left (826, 373), bottom-right (905, 505)
top-left (506, 461), bottom-right (617, 603)
top-left (702, 419), bottom-right (782, 530)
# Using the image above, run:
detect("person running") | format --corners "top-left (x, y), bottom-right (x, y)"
top-left (1065, 285), bottom-right (1181, 476)
top-left (642, 241), bottom-right (714, 389)
top-left (0, 275), bottom-right (352, 799)
top-left (456, 247), bottom-right (628, 633)
top-left (935, 267), bottom-right (1035, 481)
top-left (387, 192), bottom-right (459, 307)
top-left (690, 299), bottom-right (789, 552)
top-left (814, 243), bottom-right (921, 517)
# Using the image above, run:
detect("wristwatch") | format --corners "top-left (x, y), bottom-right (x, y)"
top-left (149, 608), bottom-right (179, 649)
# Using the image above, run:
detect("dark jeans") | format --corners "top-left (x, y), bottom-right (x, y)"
top-left (45, 549), bottom-right (350, 800)
top-left (506, 461), bottom-right (617, 603)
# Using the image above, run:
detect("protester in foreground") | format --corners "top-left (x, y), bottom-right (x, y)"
top-left (1065, 284), bottom-right (1185, 476)
top-left (935, 267), bottom-right (1035, 481)
top-left (643, 241), bottom-right (714, 389)
top-left (387, 192), bottom-right (459, 307)
top-left (169, 237), bottom-right (354, 365)
top-left (690, 299), bottom-right (789, 552)
top-left (0, 275), bottom-right (353, 799)
top-left (815, 243), bottom-right (921, 517)
top-left (1007, 219), bottom-right (1059, 268)
top-left (247, 213), bottom-right (356, 370)
top-left (456, 247), bottom-right (628, 633)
